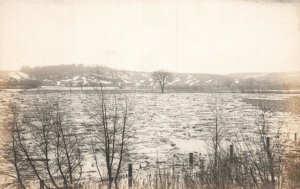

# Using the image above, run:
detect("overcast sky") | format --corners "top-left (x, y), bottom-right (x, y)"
top-left (0, 0), bottom-right (300, 74)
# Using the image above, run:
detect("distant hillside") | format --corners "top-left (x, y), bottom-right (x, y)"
top-left (0, 65), bottom-right (300, 92)
top-left (0, 71), bottom-right (41, 89)
top-left (0, 71), bottom-right (29, 80)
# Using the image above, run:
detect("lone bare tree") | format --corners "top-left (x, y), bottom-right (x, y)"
top-left (151, 70), bottom-right (173, 93)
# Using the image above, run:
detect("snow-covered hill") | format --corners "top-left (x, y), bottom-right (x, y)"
top-left (0, 71), bottom-right (29, 81)
top-left (1, 68), bottom-right (300, 92)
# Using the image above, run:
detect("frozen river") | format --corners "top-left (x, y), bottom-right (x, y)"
top-left (1, 90), bottom-right (300, 177)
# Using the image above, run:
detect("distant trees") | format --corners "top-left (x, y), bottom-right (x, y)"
top-left (1, 79), bottom-right (41, 89)
top-left (21, 65), bottom-right (82, 80)
top-left (20, 64), bottom-right (113, 81)
top-left (151, 70), bottom-right (173, 93)
top-left (19, 79), bottom-right (41, 89)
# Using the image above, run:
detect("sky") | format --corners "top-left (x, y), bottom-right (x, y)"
top-left (0, 0), bottom-right (300, 74)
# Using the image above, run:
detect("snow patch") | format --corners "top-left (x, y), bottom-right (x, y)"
top-left (8, 72), bottom-right (29, 80)
top-left (187, 75), bottom-right (192, 79)
top-left (122, 79), bottom-right (131, 84)
top-left (73, 76), bottom-right (80, 80)
top-left (168, 78), bottom-right (180, 85)
top-left (99, 80), bottom-right (111, 85)
top-left (189, 80), bottom-right (199, 86)
top-left (92, 73), bottom-right (114, 80)
top-left (185, 79), bottom-right (192, 84)
top-left (82, 77), bottom-right (88, 85)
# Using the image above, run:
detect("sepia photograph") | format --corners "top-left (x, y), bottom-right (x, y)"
top-left (0, 0), bottom-right (300, 188)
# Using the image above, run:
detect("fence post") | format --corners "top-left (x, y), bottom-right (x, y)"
top-left (266, 137), bottom-right (270, 148)
top-left (230, 144), bottom-right (233, 163)
top-left (40, 180), bottom-right (44, 189)
top-left (189, 153), bottom-right (193, 167)
top-left (200, 159), bottom-right (205, 185)
top-left (128, 163), bottom-right (133, 188)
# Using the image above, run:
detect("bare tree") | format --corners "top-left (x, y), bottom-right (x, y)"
top-left (286, 140), bottom-right (300, 188)
top-left (1, 98), bottom-right (84, 189)
top-left (87, 82), bottom-right (134, 189)
top-left (151, 70), bottom-right (173, 93)
top-left (252, 109), bottom-right (285, 189)
top-left (232, 102), bottom-right (286, 189)
top-left (205, 94), bottom-right (232, 189)
top-left (24, 98), bottom-right (84, 188)
top-left (0, 103), bottom-right (28, 189)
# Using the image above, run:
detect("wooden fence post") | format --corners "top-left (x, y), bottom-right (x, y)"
top-left (266, 137), bottom-right (270, 148)
top-left (40, 180), bottom-right (44, 189)
top-left (128, 163), bottom-right (133, 188)
top-left (230, 144), bottom-right (233, 163)
top-left (200, 159), bottom-right (205, 185)
top-left (189, 153), bottom-right (193, 167)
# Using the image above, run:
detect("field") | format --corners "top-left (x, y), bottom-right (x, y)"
top-left (1, 90), bottom-right (300, 187)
